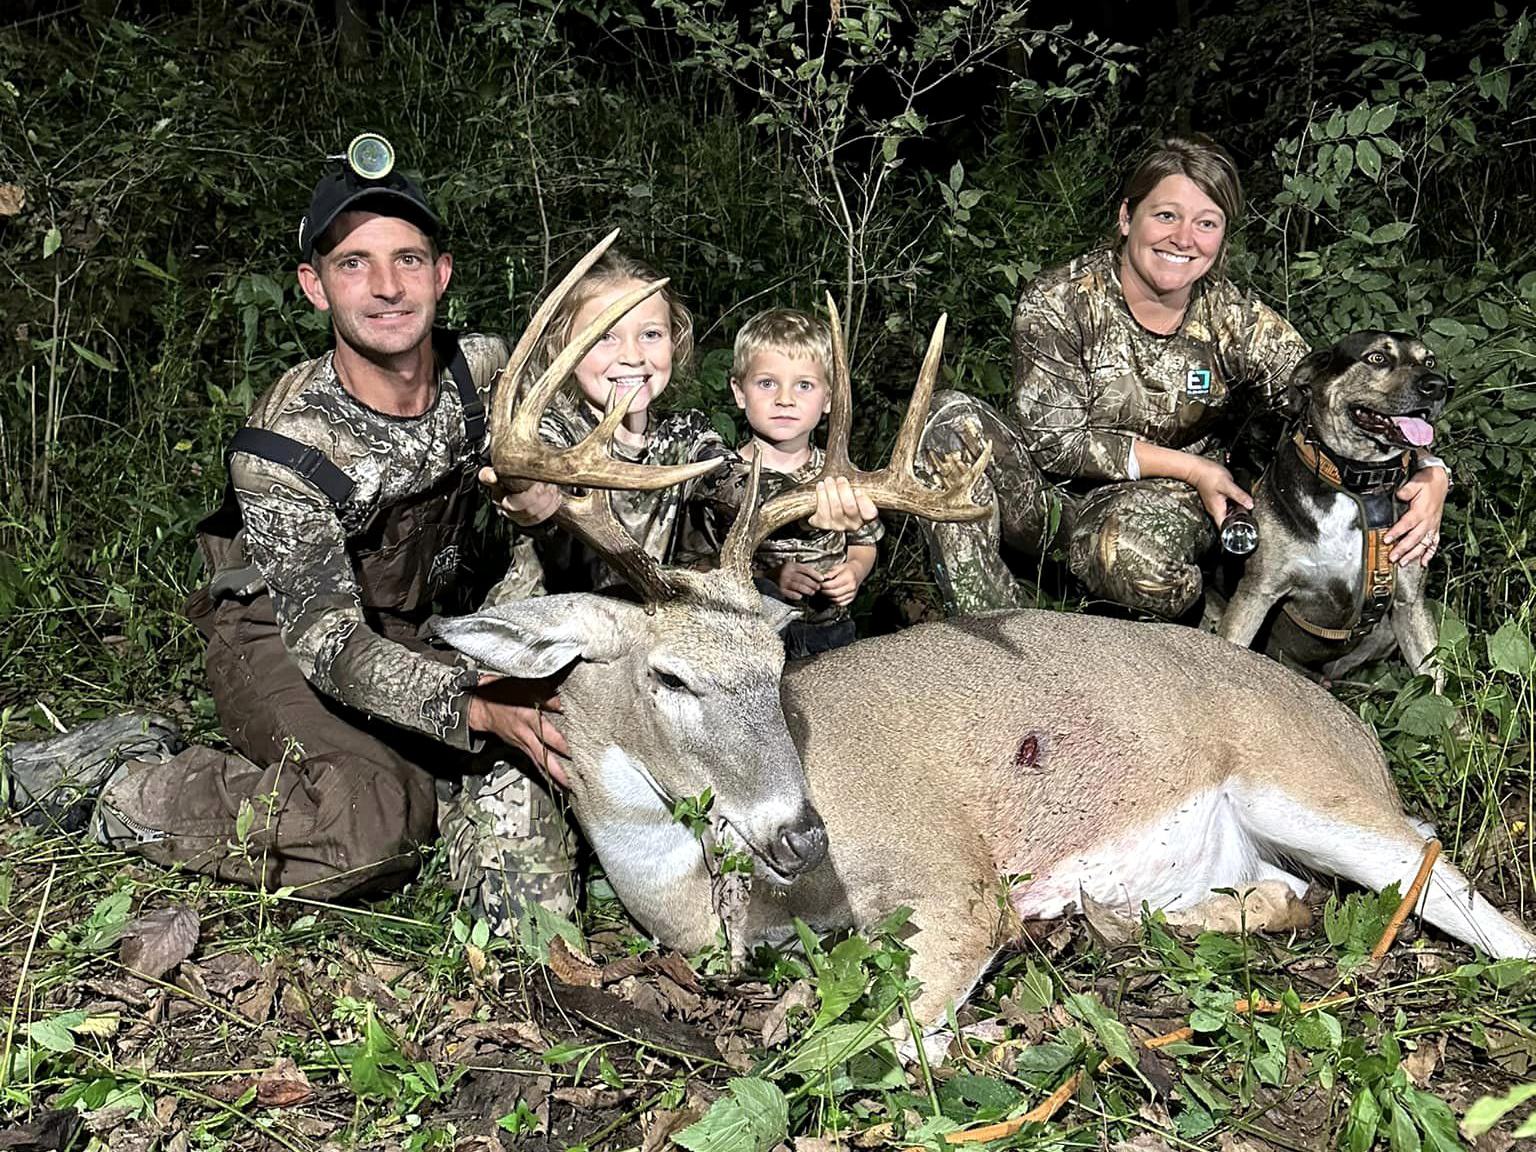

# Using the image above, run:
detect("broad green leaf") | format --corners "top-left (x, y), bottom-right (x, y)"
top-left (673, 1078), bottom-right (787, 1152)
top-left (69, 342), bottom-right (117, 371)
top-left (1065, 991), bottom-right (1138, 1068)
top-left (1395, 693), bottom-right (1456, 736)
top-left (1477, 298), bottom-right (1509, 330)
top-left (1386, 1103), bottom-right (1421, 1152)
top-left (1488, 619), bottom-right (1535, 674)
top-left (27, 1011), bottom-right (85, 1054)
top-left (1357, 138), bottom-right (1382, 179)
top-left (777, 1021), bottom-right (889, 1075)
top-left (1371, 221), bottom-right (1413, 244)
top-left (1406, 1089), bottom-right (1461, 1152)
top-left (42, 227), bottom-right (61, 258)
top-left (1429, 317), bottom-right (1467, 338)
top-left (1367, 104), bottom-right (1398, 133)
top-left (1346, 103), bottom-right (1371, 136)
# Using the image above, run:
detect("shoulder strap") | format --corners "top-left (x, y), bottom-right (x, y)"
top-left (434, 329), bottom-right (486, 447)
top-left (228, 427), bottom-right (357, 505)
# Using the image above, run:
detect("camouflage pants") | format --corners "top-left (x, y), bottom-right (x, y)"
top-left (438, 760), bottom-right (578, 935)
top-left (916, 391), bottom-right (1215, 619)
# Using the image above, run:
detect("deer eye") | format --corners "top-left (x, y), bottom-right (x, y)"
top-left (1364, 350), bottom-right (1389, 366)
top-left (653, 669), bottom-right (689, 692)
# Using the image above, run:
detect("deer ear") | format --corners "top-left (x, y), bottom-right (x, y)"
top-left (429, 595), bottom-right (634, 677)
top-left (758, 593), bottom-right (801, 634)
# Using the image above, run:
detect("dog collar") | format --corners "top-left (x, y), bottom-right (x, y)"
top-left (1292, 429), bottom-right (1415, 494)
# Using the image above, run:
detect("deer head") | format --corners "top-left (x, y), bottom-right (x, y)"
top-left (433, 230), bottom-right (991, 889)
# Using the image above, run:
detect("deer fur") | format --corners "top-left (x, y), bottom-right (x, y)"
top-left (434, 584), bottom-right (1536, 1023)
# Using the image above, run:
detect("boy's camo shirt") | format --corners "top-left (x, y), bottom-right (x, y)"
top-left (685, 447), bottom-right (884, 624)
top-left (495, 391), bottom-right (732, 596)
top-left (229, 334), bottom-right (509, 750)
top-left (1012, 247), bottom-right (1310, 483)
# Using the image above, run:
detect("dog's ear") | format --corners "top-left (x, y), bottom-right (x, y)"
top-left (1282, 349), bottom-right (1330, 418)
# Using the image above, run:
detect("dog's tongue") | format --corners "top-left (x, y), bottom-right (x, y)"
top-left (1390, 415), bottom-right (1435, 446)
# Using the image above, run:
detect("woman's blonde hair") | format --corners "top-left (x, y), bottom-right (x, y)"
top-left (1115, 135), bottom-right (1244, 280)
top-left (528, 247), bottom-right (695, 394)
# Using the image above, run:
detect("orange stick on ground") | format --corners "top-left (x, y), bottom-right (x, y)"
top-left (1371, 839), bottom-right (1441, 959)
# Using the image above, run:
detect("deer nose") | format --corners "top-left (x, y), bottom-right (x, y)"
top-left (768, 803), bottom-right (827, 875)
top-left (1416, 372), bottom-right (1449, 400)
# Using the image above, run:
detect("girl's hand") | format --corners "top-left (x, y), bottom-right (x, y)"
top-left (775, 561), bottom-right (824, 602)
top-left (478, 466), bottom-right (562, 526)
top-left (807, 477), bottom-right (878, 532)
top-left (819, 563), bottom-right (861, 606)
top-left (1386, 465), bottom-right (1448, 566)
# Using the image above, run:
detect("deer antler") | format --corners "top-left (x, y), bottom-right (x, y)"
top-left (718, 295), bottom-right (993, 584)
top-left (490, 231), bottom-right (725, 603)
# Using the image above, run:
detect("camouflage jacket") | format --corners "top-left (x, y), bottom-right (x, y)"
top-left (227, 334), bottom-right (510, 750)
top-left (1012, 248), bottom-right (1310, 483)
top-left (499, 391), bottom-right (733, 595)
top-left (684, 447), bottom-right (884, 624)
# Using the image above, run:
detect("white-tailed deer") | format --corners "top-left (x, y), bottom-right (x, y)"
top-left (435, 234), bottom-right (1535, 1024)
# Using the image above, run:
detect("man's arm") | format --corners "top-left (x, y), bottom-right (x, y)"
top-left (234, 453), bottom-right (482, 748)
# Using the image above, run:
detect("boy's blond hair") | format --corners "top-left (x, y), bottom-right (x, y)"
top-left (525, 247), bottom-right (695, 394)
top-left (731, 309), bottom-right (834, 381)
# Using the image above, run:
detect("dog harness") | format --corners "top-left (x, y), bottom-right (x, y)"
top-left (1282, 429), bottom-right (1417, 642)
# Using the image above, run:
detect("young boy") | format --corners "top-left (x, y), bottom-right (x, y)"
top-left (688, 308), bottom-right (882, 658)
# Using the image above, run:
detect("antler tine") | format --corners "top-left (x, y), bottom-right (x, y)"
top-left (718, 310), bottom-right (994, 583)
top-left (717, 452), bottom-right (768, 586)
top-left (499, 228), bottom-right (619, 435)
top-left (554, 489), bottom-right (680, 605)
top-left (823, 293), bottom-right (854, 471)
top-left (492, 271), bottom-right (723, 493)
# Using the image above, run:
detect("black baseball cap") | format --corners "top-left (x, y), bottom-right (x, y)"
top-left (297, 136), bottom-right (441, 261)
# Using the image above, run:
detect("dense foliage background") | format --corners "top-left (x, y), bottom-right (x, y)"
top-left (2, 0), bottom-right (1533, 833)
top-left (2, 3), bottom-right (1536, 1147)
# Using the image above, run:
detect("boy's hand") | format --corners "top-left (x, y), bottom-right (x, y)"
top-left (478, 466), bottom-right (563, 527)
top-left (807, 477), bottom-right (878, 532)
top-left (775, 561), bottom-right (824, 602)
top-left (819, 562), bottom-right (862, 606)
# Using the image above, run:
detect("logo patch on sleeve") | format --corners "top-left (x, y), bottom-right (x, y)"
top-left (1185, 369), bottom-right (1212, 398)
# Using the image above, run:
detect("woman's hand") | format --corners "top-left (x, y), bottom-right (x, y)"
top-left (477, 466), bottom-right (562, 527)
top-left (1385, 465), bottom-right (1448, 567)
top-left (1185, 456), bottom-right (1253, 526)
top-left (1131, 442), bottom-right (1252, 525)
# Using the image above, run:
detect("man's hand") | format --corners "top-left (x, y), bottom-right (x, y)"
top-left (774, 561), bottom-right (824, 602)
top-left (819, 562), bottom-right (861, 606)
top-left (477, 466), bottom-right (562, 527)
top-left (467, 673), bottom-right (571, 787)
top-left (1386, 464), bottom-right (1449, 566)
top-left (807, 477), bottom-right (878, 532)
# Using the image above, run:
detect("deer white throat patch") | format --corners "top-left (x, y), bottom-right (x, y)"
top-left (581, 745), bottom-right (705, 886)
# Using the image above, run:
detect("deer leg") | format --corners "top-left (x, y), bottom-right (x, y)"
top-left (1237, 785), bottom-right (1536, 959)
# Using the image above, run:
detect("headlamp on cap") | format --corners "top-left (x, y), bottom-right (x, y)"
top-left (345, 133), bottom-right (395, 182)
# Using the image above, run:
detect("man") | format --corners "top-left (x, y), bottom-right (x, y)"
top-left (2, 137), bottom-right (574, 927)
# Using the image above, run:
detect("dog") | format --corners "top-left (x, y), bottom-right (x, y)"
top-left (1218, 331), bottom-right (1451, 687)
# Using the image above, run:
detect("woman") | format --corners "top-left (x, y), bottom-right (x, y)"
top-left (918, 135), bottom-right (1447, 619)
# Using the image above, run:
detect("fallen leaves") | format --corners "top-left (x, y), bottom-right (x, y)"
top-left (208, 1057), bottom-right (314, 1107)
top-left (0, 183), bottom-right (24, 217)
top-left (119, 904), bottom-right (200, 979)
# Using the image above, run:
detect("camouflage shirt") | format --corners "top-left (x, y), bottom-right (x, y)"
top-left (515, 391), bottom-right (733, 594)
top-left (1013, 247), bottom-right (1310, 483)
top-left (685, 447), bottom-right (884, 624)
top-left (229, 334), bottom-right (511, 750)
